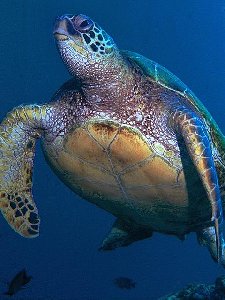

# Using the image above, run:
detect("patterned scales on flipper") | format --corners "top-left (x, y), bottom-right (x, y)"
top-left (173, 107), bottom-right (224, 261)
top-left (0, 105), bottom-right (49, 237)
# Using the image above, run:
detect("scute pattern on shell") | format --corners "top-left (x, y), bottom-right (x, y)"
top-left (49, 61), bottom-right (182, 172)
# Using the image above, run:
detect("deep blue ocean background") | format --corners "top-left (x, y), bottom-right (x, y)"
top-left (1, 1), bottom-right (225, 299)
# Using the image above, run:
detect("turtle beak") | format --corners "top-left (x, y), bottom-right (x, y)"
top-left (53, 15), bottom-right (78, 41)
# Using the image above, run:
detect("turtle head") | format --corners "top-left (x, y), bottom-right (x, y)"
top-left (53, 14), bottom-right (119, 80)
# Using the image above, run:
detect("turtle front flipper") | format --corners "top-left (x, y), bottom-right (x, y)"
top-left (0, 104), bottom-right (50, 237)
top-left (173, 107), bottom-right (224, 262)
top-left (99, 219), bottom-right (152, 251)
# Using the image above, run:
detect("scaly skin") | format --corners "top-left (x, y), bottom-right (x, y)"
top-left (0, 13), bottom-right (225, 265)
top-left (0, 105), bottom-right (50, 237)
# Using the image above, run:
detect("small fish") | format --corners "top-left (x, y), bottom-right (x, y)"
top-left (113, 277), bottom-right (136, 289)
top-left (4, 269), bottom-right (32, 296)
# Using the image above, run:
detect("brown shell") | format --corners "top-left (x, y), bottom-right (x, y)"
top-left (44, 119), bottom-right (208, 235)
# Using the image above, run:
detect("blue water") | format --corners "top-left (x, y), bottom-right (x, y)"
top-left (0, 1), bottom-right (225, 299)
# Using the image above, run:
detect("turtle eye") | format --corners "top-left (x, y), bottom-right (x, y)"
top-left (72, 14), bottom-right (94, 33)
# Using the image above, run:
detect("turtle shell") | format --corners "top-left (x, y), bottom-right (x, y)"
top-left (43, 51), bottom-right (220, 237)
top-left (45, 118), bottom-right (210, 236)
top-left (122, 50), bottom-right (225, 151)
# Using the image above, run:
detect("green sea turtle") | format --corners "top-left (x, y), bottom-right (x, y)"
top-left (0, 13), bottom-right (225, 266)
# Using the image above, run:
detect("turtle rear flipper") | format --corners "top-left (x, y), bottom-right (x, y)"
top-left (99, 219), bottom-right (152, 250)
top-left (0, 104), bottom-right (49, 237)
top-left (197, 226), bottom-right (225, 266)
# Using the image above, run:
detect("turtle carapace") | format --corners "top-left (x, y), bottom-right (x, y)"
top-left (0, 13), bottom-right (225, 266)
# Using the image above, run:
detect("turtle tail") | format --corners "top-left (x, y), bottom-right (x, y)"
top-left (0, 104), bottom-right (49, 237)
